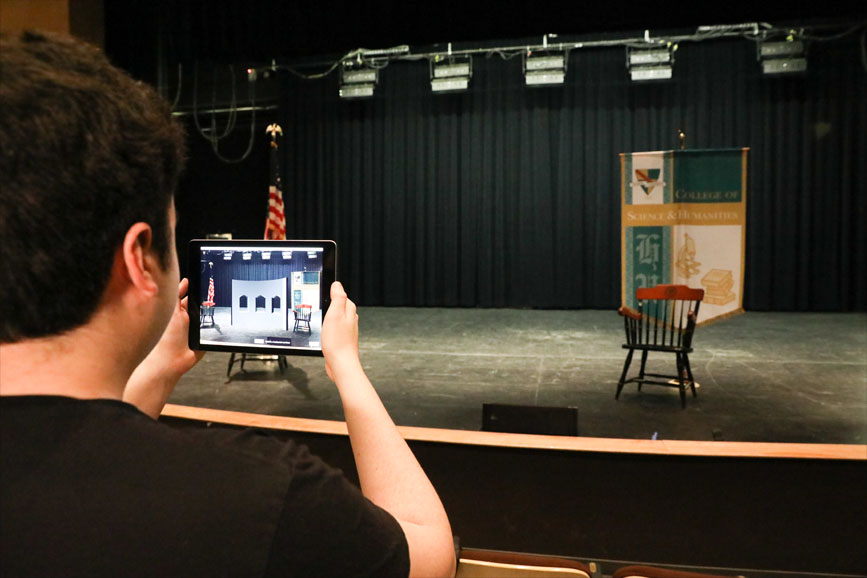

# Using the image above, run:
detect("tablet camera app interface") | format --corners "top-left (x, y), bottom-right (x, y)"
top-left (194, 243), bottom-right (330, 354)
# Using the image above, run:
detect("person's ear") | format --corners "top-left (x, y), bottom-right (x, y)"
top-left (121, 222), bottom-right (160, 297)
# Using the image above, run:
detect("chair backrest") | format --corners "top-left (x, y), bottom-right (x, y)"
top-left (625, 284), bottom-right (704, 349)
top-left (457, 549), bottom-right (592, 578)
top-left (296, 304), bottom-right (312, 321)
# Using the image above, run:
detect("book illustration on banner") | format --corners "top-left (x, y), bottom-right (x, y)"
top-left (701, 269), bottom-right (736, 306)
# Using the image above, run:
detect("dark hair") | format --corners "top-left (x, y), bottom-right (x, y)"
top-left (0, 31), bottom-right (186, 342)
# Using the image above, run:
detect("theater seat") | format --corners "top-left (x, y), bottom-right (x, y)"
top-left (613, 565), bottom-right (741, 578)
top-left (457, 548), bottom-right (592, 578)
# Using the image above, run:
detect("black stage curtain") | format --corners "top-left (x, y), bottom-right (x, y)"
top-left (273, 35), bottom-right (865, 311)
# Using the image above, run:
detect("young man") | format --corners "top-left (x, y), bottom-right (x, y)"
top-left (0, 31), bottom-right (454, 577)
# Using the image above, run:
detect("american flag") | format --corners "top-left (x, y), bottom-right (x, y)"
top-left (264, 125), bottom-right (286, 240)
top-left (207, 275), bottom-right (215, 304)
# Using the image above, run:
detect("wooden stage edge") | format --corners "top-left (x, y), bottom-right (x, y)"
top-left (161, 404), bottom-right (866, 461)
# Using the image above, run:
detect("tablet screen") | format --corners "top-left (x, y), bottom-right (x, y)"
top-left (188, 240), bottom-right (336, 356)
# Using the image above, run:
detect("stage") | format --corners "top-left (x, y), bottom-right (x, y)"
top-left (170, 309), bottom-right (867, 444)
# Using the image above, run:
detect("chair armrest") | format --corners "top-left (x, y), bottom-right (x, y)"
top-left (618, 306), bottom-right (641, 321)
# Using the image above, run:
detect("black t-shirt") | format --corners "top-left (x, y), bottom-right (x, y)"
top-left (0, 396), bottom-right (409, 578)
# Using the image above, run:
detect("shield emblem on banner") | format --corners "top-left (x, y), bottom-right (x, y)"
top-left (635, 168), bottom-right (662, 196)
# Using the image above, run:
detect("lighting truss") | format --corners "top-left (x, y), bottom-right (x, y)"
top-left (339, 61), bottom-right (378, 99)
top-left (758, 39), bottom-right (807, 75)
top-left (626, 45), bottom-right (675, 81)
top-left (523, 51), bottom-right (567, 86)
top-left (249, 21), bottom-right (845, 98)
top-left (430, 56), bottom-right (472, 93)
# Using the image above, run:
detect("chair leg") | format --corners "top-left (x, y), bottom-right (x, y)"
top-left (227, 353), bottom-right (236, 377)
top-left (683, 353), bottom-right (697, 397)
top-left (616, 349), bottom-right (635, 400)
top-left (676, 353), bottom-right (687, 408)
top-left (637, 350), bottom-right (648, 391)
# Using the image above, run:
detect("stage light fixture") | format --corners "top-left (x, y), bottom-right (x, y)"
top-left (242, 252), bottom-right (252, 260)
top-left (223, 252), bottom-right (233, 260)
top-left (627, 45), bottom-right (675, 82)
top-left (523, 51), bottom-right (566, 86)
top-left (339, 60), bottom-right (378, 99)
top-left (628, 48), bottom-right (671, 66)
top-left (430, 56), bottom-right (472, 93)
top-left (759, 39), bottom-right (806, 75)
top-left (282, 251), bottom-right (292, 259)
top-left (262, 252), bottom-right (271, 260)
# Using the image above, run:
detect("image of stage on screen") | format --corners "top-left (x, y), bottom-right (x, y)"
top-left (196, 245), bottom-right (326, 351)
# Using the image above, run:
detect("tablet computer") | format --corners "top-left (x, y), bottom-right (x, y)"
top-left (188, 239), bottom-right (336, 357)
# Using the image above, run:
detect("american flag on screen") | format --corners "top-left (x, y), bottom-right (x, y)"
top-left (264, 124), bottom-right (286, 240)
top-left (207, 275), bottom-right (215, 304)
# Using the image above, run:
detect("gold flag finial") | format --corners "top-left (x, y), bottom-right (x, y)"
top-left (266, 123), bottom-right (283, 141)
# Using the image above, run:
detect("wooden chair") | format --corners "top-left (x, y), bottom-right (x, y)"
top-left (457, 548), bottom-right (593, 578)
top-left (613, 565), bottom-right (739, 578)
top-left (616, 284), bottom-right (704, 408)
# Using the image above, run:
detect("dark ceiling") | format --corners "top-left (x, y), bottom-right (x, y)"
top-left (105, 0), bottom-right (864, 69)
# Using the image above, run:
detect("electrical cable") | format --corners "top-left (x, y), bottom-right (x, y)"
top-left (190, 63), bottom-right (257, 164)
top-left (799, 22), bottom-right (866, 42)
top-left (169, 63), bottom-right (183, 111)
top-left (208, 76), bottom-right (256, 164)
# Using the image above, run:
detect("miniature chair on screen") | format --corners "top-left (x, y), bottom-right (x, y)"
top-left (616, 284), bottom-right (704, 408)
top-left (199, 300), bottom-right (215, 328)
top-left (293, 304), bottom-right (312, 332)
top-left (456, 548), bottom-right (593, 578)
top-left (613, 565), bottom-right (738, 578)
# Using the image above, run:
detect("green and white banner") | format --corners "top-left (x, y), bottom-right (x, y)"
top-left (620, 149), bottom-right (748, 324)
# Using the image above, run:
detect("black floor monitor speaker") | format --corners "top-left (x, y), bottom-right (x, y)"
top-left (481, 403), bottom-right (578, 436)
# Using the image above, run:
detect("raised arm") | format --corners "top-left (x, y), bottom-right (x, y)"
top-left (124, 278), bottom-right (205, 419)
top-left (321, 282), bottom-right (455, 578)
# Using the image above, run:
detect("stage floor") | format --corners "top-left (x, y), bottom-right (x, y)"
top-left (170, 309), bottom-right (867, 444)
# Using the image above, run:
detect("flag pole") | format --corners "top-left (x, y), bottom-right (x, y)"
top-left (264, 123), bottom-right (285, 239)
top-left (260, 123), bottom-right (290, 371)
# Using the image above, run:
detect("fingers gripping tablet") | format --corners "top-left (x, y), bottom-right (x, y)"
top-left (188, 240), bottom-right (337, 357)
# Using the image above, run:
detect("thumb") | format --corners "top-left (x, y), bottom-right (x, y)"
top-left (331, 281), bottom-right (346, 300)
top-left (178, 277), bottom-right (190, 299)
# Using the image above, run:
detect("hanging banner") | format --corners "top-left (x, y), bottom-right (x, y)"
top-left (620, 148), bottom-right (748, 324)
